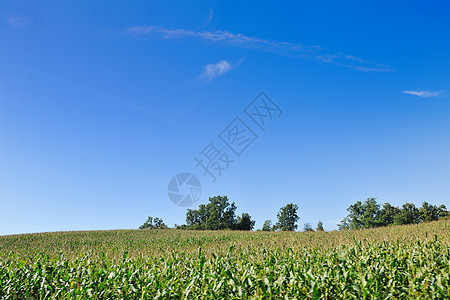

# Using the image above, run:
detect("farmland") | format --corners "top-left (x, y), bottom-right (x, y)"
top-left (1, 219), bottom-right (450, 299)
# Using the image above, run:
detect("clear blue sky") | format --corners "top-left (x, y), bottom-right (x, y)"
top-left (1, 1), bottom-right (449, 235)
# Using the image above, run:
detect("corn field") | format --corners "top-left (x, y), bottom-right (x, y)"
top-left (1, 219), bottom-right (449, 299)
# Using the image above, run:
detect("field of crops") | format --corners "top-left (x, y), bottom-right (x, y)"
top-left (1, 219), bottom-right (449, 299)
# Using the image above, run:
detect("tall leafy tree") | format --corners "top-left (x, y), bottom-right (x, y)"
top-left (341, 198), bottom-right (380, 229)
top-left (346, 201), bottom-right (364, 229)
top-left (361, 198), bottom-right (381, 228)
top-left (236, 213), bottom-right (255, 231)
top-left (316, 221), bottom-right (324, 231)
top-left (184, 195), bottom-right (254, 230)
top-left (303, 223), bottom-right (314, 232)
top-left (378, 203), bottom-right (401, 226)
top-left (393, 203), bottom-right (419, 225)
top-left (418, 202), bottom-right (448, 223)
top-left (262, 220), bottom-right (272, 231)
top-left (139, 216), bottom-right (168, 229)
top-left (337, 217), bottom-right (350, 230)
top-left (186, 205), bottom-right (208, 230)
top-left (437, 205), bottom-right (449, 219)
top-left (275, 203), bottom-right (299, 231)
top-left (205, 196), bottom-right (237, 230)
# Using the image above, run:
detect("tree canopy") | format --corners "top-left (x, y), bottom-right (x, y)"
top-left (275, 203), bottom-right (299, 231)
top-left (338, 198), bottom-right (448, 230)
top-left (139, 196), bottom-right (448, 232)
top-left (184, 196), bottom-right (255, 230)
top-left (139, 216), bottom-right (167, 229)
top-left (261, 220), bottom-right (273, 231)
top-left (316, 221), bottom-right (324, 231)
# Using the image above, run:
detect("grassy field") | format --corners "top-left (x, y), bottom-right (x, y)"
top-left (1, 220), bottom-right (449, 299)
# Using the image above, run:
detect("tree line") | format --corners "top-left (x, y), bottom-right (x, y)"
top-left (139, 195), bottom-right (300, 231)
top-left (338, 197), bottom-right (449, 230)
top-left (139, 195), bottom-right (449, 231)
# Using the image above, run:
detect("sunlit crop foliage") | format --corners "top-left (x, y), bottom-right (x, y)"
top-left (1, 219), bottom-right (449, 298)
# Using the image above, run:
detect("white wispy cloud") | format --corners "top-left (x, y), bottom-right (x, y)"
top-left (402, 90), bottom-right (442, 98)
top-left (126, 25), bottom-right (392, 72)
top-left (205, 9), bottom-right (213, 25)
top-left (5, 14), bottom-right (30, 28)
top-left (198, 60), bottom-right (232, 82)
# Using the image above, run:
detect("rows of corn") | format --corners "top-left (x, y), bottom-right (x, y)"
top-left (1, 219), bottom-right (449, 299)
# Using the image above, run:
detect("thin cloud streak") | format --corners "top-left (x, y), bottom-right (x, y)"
top-left (126, 25), bottom-right (392, 72)
top-left (205, 9), bottom-right (213, 25)
top-left (5, 14), bottom-right (30, 28)
top-left (198, 60), bottom-right (232, 82)
top-left (403, 90), bottom-right (442, 98)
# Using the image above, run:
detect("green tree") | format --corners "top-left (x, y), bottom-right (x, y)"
top-left (340, 198), bottom-right (380, 229)
top-left (303, 223), bottom-right (314, 232)
top-left (418, 202), bottom-right (439, 223)
top-left (360, 198), bottom-right (380, 228)
top-left (275, 203), bottom-right (299, 231)
top-left (262, 220), bottom-right (272, 231)
top-left (184, 195), bottom-right (255, 230)
top-left (437, 205), bottom-right (449, 218)
top-left (316, 221), bottom-right (324, 231)
top-left (418, 202), bottom-right (449, 223)
top-left (139, 216), bottom-right (168, 229)
top-left (346, 201), bottom-right (364, 229)
top-left (337, 217), bottom-right (350, 230)
top-left (186, 204), bottom-right (208, 230)
top-left (339, 199), bottom-right (449, 229)
top-left (205, 196), bottom-right (237, 230)
top-left (393, 203), bottom-right (419, 225)
top-left (378, 203), bottom-right (401, 226)
top-left (236, 213), bottom-right (255, 231)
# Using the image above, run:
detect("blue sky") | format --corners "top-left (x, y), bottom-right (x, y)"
top-left (1, 1), bottom-right (449, 235)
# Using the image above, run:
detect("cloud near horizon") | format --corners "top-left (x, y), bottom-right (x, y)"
top-left (198, 60), bottom-right (232, 82)
top-left (402, 90), bottom-right (442, 98)
top-left (126, 25), bottom-right (392, 72)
